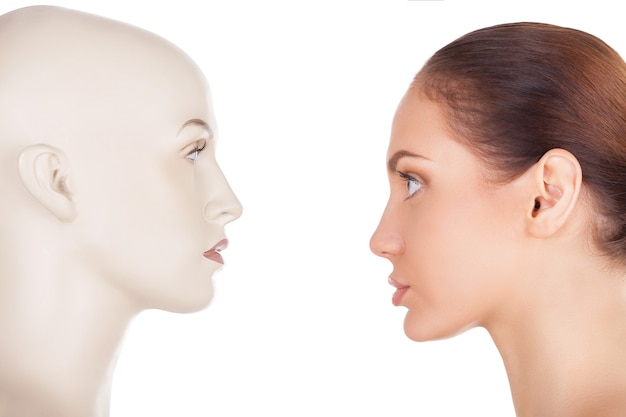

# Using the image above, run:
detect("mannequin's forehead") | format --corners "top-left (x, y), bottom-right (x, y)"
top-left (0, 6), bottom-right (201, 85)
top-left (0, 6), bottom-right (215, 146)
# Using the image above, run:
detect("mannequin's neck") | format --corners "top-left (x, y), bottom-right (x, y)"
top-left (0, 265), bottom-right (138, 417)
top-left (0, 349), bottom-right (122, 417)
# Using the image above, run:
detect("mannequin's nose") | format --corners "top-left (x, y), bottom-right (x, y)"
top-left (202, 160), bottom-right (242, 225)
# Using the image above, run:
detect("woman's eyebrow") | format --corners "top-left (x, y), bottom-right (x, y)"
top-left (387, 150), bottom-right (429, 172)
top-left (178, 118), bottom-right (214, 139)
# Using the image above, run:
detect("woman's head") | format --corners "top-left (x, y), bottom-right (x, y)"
top-left (370, 22), bottom-right (626, 341)
top-left (415, 22), bottom-right (626, 263)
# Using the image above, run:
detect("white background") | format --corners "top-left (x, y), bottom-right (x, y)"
top-left (2, 1), bottom-right (624, 416)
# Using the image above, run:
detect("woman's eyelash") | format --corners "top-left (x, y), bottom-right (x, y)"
top-left (185, 141), bottom-right (206, 163)
top-left (397, 171), bottom-right (423, 199)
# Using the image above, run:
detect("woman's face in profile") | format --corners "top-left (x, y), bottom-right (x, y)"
top-left (370, 91), bottom-right (530, 341)
top-left (71, 58), bottom-right (242, 313)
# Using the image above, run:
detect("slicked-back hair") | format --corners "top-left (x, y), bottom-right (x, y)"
top-left (416, 22), bottom-right (626, 263)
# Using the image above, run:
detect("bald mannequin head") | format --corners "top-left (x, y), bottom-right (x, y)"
top-left (0, 6), bottom-right (241, 417)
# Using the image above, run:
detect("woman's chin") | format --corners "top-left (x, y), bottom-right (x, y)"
top-left (403, 312), bottom-right (466, 342)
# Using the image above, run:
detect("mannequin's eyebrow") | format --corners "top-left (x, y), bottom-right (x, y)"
top-left (178, 119), bottom-right (214, 139)
top-left (387, 150), bottom-right (429, 172)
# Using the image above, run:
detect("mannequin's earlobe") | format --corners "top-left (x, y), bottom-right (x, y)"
top-left (527, 149), bottom-right (582, 238)
top-left (18, 144), bottom-right (77, 222)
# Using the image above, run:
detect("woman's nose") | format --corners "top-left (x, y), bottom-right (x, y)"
top-left (370, 208), bottom-right (404, 260)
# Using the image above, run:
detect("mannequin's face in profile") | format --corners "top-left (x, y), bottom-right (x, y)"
top-left (69, 66), bottom-right (241, 313)
top-left (0, 7), bottom-right (242, 313)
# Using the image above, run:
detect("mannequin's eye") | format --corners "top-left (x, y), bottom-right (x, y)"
top-left (185, 140), bottom-right (206, 163)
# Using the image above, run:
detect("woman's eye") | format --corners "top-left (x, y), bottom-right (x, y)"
top-left (398, 171), bottom-right (423, 198)
top-left (185, 141), bottom-right (206, 163)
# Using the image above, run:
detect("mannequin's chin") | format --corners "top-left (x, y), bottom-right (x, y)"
top-left (144, 273), bottom-right (218, 314)
top-left (155, 288), bottom-right (216, 314)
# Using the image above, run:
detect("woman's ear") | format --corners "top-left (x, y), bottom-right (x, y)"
top-left (18, 144), bottom-right (77, 222)
top-left (527, 148), bottom-right (582, 238)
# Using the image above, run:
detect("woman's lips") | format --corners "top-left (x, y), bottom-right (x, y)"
top-left (203, 239), bottom-right (228, 264)
top-left (388, 276), bottom-right (410, 306)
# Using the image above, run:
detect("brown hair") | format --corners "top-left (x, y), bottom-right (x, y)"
top-left (415, 22), bottom-right (626, 261)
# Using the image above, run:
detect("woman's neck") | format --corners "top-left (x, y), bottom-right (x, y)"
top-left (487, 257), bottom-right (626, 416)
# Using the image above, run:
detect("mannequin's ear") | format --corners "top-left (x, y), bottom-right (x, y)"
top-left (527, 148), bottom-right (582, 238)
top-left (18, 144), bottom-right (76, 222)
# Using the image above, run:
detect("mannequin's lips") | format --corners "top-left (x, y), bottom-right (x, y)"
top-left (203, 239), bottom-right (228, 264)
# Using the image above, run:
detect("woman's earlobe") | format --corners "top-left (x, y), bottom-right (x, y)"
top-left (527, 149), bottom-right (582, 237)
top-left (18, 144), bottom-right (77, 222)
